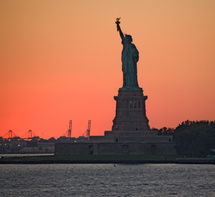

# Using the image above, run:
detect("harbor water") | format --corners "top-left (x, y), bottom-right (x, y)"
top-left (0, 164), bottom-right (214, 196)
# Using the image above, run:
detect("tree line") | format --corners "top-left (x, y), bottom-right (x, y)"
top-left (152, 120), bottom-right (215, 156)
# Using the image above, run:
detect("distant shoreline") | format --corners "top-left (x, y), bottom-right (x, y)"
top-left (0, 155), bottom-right (214, 165)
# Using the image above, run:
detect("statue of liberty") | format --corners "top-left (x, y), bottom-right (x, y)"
top-left (115, 18), bottom-right (141, 90)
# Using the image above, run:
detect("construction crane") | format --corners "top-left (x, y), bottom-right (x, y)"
top-left (20, 130), bottom-right (38, 140)
top-left (67, 120), bottom-right (72, 138)
top-left (82, 120), bottom-right (91, 138)
top-left (28, 130), bottom-right (33, 139)
top-left (2, 130), bottom-right (17, 139)
top-left (9, 130), bottom-right (15, 138)
top-left (63, 120), bottom-right (72, 138)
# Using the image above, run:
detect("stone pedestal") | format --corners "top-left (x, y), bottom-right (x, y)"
top-left (112, 89), bottom-right (150, 132)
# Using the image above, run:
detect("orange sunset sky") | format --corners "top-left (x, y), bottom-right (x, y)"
top-left (0, 0), bottom-right (215, 139)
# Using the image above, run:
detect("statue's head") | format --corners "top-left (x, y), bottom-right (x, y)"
top-left (125, 34), bottom-right (132, 43)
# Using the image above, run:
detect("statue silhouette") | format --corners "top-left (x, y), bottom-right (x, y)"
top-left (116, 19), bottom-right (141, 90)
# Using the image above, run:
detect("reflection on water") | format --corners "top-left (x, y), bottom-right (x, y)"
top-left (0, 164), bottom-right (214, 197)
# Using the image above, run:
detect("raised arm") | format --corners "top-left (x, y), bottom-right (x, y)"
top-left (116, 21), bottom-right (124, 41)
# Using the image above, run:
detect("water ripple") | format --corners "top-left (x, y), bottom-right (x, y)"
top-left (0, 164), bottom-right (214, 196)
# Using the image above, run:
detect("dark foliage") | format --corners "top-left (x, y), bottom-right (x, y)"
top-left (155, 120), bottom-right (215, 156)
top-left (174, 120), bottom-right (215, 156)
top-left (152, 127), bottom-right (174, 135)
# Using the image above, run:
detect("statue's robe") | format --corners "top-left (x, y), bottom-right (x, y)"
top-left (121, 41), bottom-right (139, 89)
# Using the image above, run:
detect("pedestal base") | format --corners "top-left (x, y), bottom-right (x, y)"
top-left (112, 89), bottom-right (150, 132)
